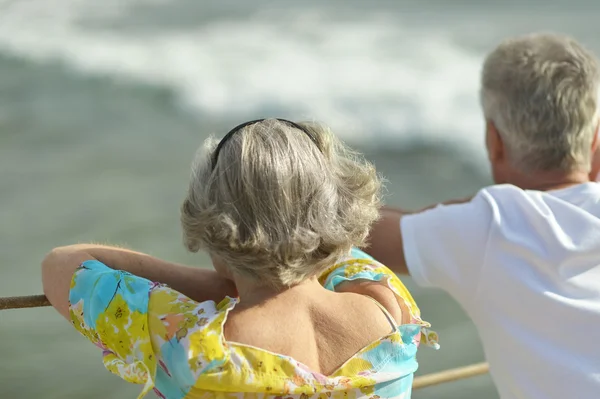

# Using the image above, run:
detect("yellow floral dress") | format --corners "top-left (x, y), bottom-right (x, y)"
top-left (68, 248), bottom-right (439, 399)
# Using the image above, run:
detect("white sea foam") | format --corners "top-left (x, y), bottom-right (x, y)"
top-left (0, 0), bottom-right (487, 158)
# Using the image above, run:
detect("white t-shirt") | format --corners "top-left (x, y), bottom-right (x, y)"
top-left (401, 183), bottom-right (600, 399)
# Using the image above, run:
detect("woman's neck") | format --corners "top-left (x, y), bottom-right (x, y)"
top-left (232, 276), bottom-right (324, 308)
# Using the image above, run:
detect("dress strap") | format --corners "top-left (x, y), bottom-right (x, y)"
top-left (362, 295), bottom-right (399, 331)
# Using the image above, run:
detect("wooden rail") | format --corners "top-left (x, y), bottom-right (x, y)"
top-left (413, 362), bottom-right (490, 390)
top-left (0, 294), bottom-right (51, 310)
top-left (0, 294), bottom-right (490, 390)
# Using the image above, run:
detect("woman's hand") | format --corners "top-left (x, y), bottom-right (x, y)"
top-left (42, 244), bottom-right (237, 320)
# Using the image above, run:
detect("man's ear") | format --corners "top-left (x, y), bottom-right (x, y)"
top-left (588, 121), bottom-right (600, 181)
top-left (486, 120), bottom-right (505, 163)
top-left (592, 122), bottom-right (599, 152)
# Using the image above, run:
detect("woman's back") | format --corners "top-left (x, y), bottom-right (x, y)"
top-left (224, 281), bottom-right (399, 375)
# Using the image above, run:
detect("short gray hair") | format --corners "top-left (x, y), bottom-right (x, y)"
top-left (181, 119), bottom-right (381, 288)
top-left (480, 33), bottom-right (599, 172)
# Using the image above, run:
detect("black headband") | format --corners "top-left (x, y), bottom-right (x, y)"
top-left (211, 118), bottom-right (318, 169)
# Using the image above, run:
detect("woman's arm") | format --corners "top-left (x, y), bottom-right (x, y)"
top-left (42, 244), bottom-right (237, 320)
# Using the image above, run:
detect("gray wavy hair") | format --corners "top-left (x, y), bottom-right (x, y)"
top-left (181, 119), bottom-right (381, 288)
top-left (481, 33), bottom-right (600, 172)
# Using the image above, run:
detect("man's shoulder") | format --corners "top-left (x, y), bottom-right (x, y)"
top-left (473, 184), bottom-right (552, 221)
top-left (479, 183), bottom-right (524, 197)
top-left (479, 183), bottom-right (600, 223)
top-left (482, 182), bottom-right (600, 196)
top-left (458, 184), bottom-right (522, 211)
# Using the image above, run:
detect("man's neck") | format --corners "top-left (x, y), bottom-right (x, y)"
top-left (504, 169), bottom-right (591, 191)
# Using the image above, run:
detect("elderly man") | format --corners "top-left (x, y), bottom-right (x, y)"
top-left (365, 33), bottom-right (600, 399)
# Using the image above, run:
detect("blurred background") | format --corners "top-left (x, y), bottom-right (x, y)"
top-left (1, 0), bottom-right (599, 398)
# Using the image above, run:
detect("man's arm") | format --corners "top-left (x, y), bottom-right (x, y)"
top-left (364, 196), bottom-right (474, 276)
top-left (364, 206), bottom-right (409, 274)
top-left (42, 244), bottom-right (237, 320)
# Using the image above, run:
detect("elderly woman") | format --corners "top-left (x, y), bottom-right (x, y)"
top-left (42, 119), bottom-right (438, 399)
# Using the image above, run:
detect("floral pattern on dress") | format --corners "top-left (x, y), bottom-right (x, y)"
top-left (69, 249), bottom-right (438, 399)
top-left (69, 260), bottom-right (157, 399)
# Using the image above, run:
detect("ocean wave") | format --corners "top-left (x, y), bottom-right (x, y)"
top-left (0, 0), bottom-right (487, 158)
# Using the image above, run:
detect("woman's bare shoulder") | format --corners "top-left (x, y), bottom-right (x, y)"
top-left (334, 279), bottom-right (405, 325)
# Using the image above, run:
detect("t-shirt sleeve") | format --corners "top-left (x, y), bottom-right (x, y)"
top-left (400, 190), bottom-right (493, 305)
top-left (69, 260), bottom-right (231, 399)
top-left (318, 248), bottom-right (440, 349)
top-left (69, 260), bottom-right (158, 399)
